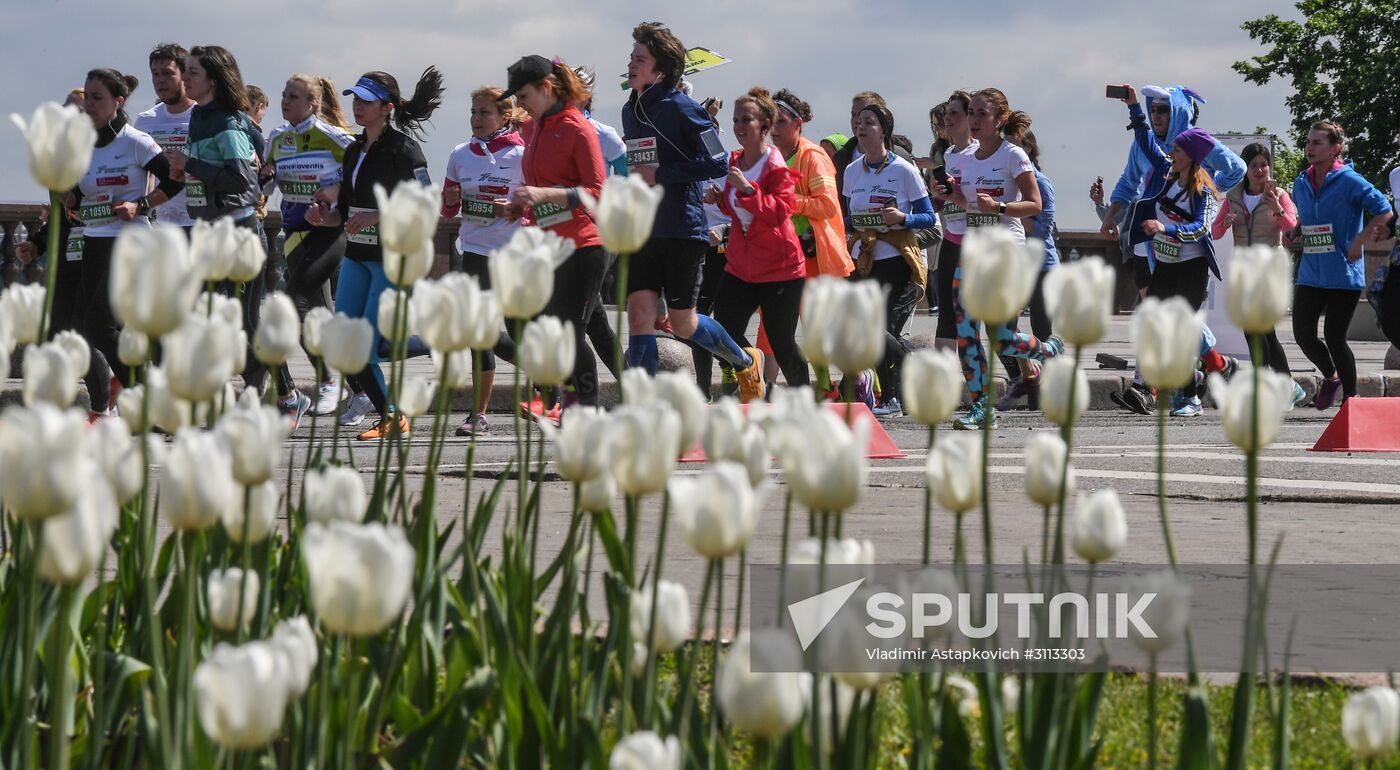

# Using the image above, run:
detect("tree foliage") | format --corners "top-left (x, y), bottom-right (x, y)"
top-left (1234, 0), bottom-right (1400, 186)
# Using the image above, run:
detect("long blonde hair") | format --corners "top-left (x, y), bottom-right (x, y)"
top-left (287, 73), bottom-right (348, 128)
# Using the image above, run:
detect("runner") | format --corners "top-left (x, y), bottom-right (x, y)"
top-left (928, 91), bottom-right (976, 356)
top-left (1288, 121), bottom-right (1394, 410)
top-left (841, 101), bottom-right (937, 417)
top-left (442, 84), bottom-right (525, 434)
top-left (704, 87), bottom-right (809, 390)
top-left (68, 68), bottom-right (183, 421)
top-left (997, 117), bottom-right (1057, 412)
top-left (1209, 142), bottom-right (1308, 408)
top-left (573, 66), bottom-right (624, 385)
top-left (832, 91), bottom-right (887, 216)
top-left (819, 134), bottom-right (846, 164)
top-left (1371, 134), bottom-right (1400, 351)
top-left (917, 101), bottom-right (949, 317)
top-left (263, 74), bottom-right (356, 415)
top-left (945, 89), bottom-right (1063, 430)
top-left (305, 66), bottom-right (444, 439)
top-left (135, 44), bottom-right (195, 231)
top-left (620, 22), bottom-right (765, 402)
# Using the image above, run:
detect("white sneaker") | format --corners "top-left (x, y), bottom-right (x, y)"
top-left (339, 392), bottom-right (373, 426)
top-left (314, 379), bottom-right (346, 415)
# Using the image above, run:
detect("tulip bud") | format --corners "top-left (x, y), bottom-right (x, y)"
top-left (960, 227), bottom-right (1044, 324)
top-left (320, 313), bottom-right (374, 375)
top-left (595, 174), bottom-right (664, 254)
top-left (609, 732), bottom-right (681, 770)
top-left (903, 348), bottom-right (964, 425)
top-left (190, 217), bottom-right (242, 283)
top-left (518, 316), bottom-right (575, 387)
top-left (1024, 432), bottom-right (1074, 506)
top-left (925, 432), bottom-right (983, 514)
top-left (945, 675), bottom-right (982, 718)
top-left (717, 631), bottom-right (805, 741)
top-left (2, 283), bottom-right (45, 345)
top-left (268, 616), bottom-right (318, 698)
top-left (221, 481), bottom-right (279, 545)
top-left (608, 403), bottom-right (680, 497)
top-left (194, 642), bottom-right (291, 749)
top-left (1125, 569), bottom-right (1190, 655)
top-left (226, 226), bottom-right (267, 283)
top-left (538, 405), bottom-right (610, 482)
top-left (1132, 297), bottom-right (1204, 391)
top-left (12, 102), bottom-right (97, 191)
top-left (118, 327), bottom-right (150, 367)
top-left (624, 370), bottom-right (706, 456)
top-left (217, 389), bottom-right (290, 485)
top-left (302, 306), bottom-right (332, 358)
top-left (397, 376), bottom-right (436, 418)
top-left (412, 273), bottom-right (500, 353)
top-left (1044, 257), bottom-right (1115, 346)
top-left (111, 225), bottom-right (202, 337)
top-left (385, 241), bottom-right (435, 288)
top-left (431, 348), bottom-right (473, 388)
top-left (1040, 356), bottom-right (1089, 427)
top-left (38, 469), bottom-right (117, 584)
top-left (578, 472), bottom-right (616, 514)
top-left (800, 277), bottom-right (884, 374)
top-left (776, 410), bottom-right (869, 514)
top-left (304, 465), bottom-right (367, 525)
top-left (630, 579), bottom-right (691, 653)
top-left (374, 181), bottom-right (439, 259)
top-left (671, 462), bottom-right (762, 560)
top-left (0, 403), bottom-right (86, 520)
top-left (163, 313), bottom-right (241, 404)
top-left (89, 419), bottom-right (144, 504)
top-left (301, 521), bottom-right (416, 636)
top-left (1342, 686), bottom-right (1400, 759)
top-left (160, 429), bottom-right (237, 532)
top-left (1227, 245), bottom-right (1293, 335)
top-left (1208, 370), bottom-right (1293, 452)
top-left (377, 287), bottom-right (416, 342)
top-left (23, 341), bottom-right (82, 407)
top-left (119, 366), bottom-right (193, 435)
top-left (253, 292), bottom-right (300, 366)
top-left (489, 227), bottom-right (574, 319)
top-left (207, 567), bottom-right (260, 631)
top-left (1071, 489), bottom-right (1127, 564)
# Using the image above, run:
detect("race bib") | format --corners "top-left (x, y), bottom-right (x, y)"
top-left (64, 227), bottom-right (85, 262)
top-left (79, 193), bottom-right (116, 227)
top-left (1152, 235), bottom-right (1183, 263)
top-left (533, 201), bottom-right (574, 228)
top-left (185, 179), bottom-right (207, 209)
top-left (625, 137), bottom-right (659, 170)
top-left (967, 212), bottom-right (1001, 229)
top-left (346, 206), bottom-right (379, 245)
top-left (850, 211), bottom-right (886, 231)
top-left (461, 194), bottom-right (497, 226)
top-left (1302, 224), bottom-right (1336, 255)
top-left (941, 202), bottom-right (967, 227)
top-left (277, 169), bottom-right (321, 204)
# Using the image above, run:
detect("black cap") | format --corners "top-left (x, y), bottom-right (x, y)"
top-left (500, 55), bottom-right (553, 100)
top-left (860, 103), bottom-right (895, 147)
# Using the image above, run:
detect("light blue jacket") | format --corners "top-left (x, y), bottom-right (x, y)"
top-left (1291, 161), bottom-right (1392, 290)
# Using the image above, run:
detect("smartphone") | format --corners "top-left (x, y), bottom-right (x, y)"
top-left (1105, 85), bottom-right (1130, 100)
top-left (931, 165), bottom-right (952, 190)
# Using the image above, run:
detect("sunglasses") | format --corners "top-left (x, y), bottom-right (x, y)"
top-left (1150, 105), bottom-right (1171, 115)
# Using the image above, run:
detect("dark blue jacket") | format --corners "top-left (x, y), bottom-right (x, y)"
top-left (621, 85), bottom-right (727, 242)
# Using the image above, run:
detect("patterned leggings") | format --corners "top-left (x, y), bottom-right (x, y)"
top-left (953, 264), bottom-right (1056, 402)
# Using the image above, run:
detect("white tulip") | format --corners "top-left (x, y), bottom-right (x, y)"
top-left (88, 419), bottom-right (144, 504)
top-left (1071, 489), bottom-right (1127, 564)
top-left (578, 472), bottom-right (617, 514)
top-left (0, 403), bottom-right (86, 520)
top-left (751, 386), bottom-right (823, 459)
top-left (221, 480), bottom-right (279, 545)
top-left (1126, 569), bottom-right (1190, 655)
top-left (631, 643), bottom-right (649, 677)
top-left (1043, 257), bottom-right (1116, 346)
top-left (374, 181), bottom-right (439, 259)
top-left (385, 241), bottom-right (435, 288)
top-left (412, 273), bottom-right (500, 353)
top-left (608, 403), bottom-right (680, 497)
top-left (630, 579), bottom-right (691, 653)
top-left (37, 469), bottom-right (117, 584)
top-left (1040, 356), bottom-right (1089, 427)
top-left (701, 397), bottom-right (746, 458)
top-left (671, 461), bottom-right (762, 560)
top-left (111, 225), bottom-right (202, 337)
top-left (2, 283), bottom-right (45, 345)
top-left (894, 568), bottom-right (960, 642)
top-left (1208, 370), bottom-right (1294, 452)
top-left (803, 675), bottom-right (856, 752)
top-left (945, 675), bottom-right (982, 718)
top-left (595, 174), bottom-right (664, 254)
top-left (0, 308), bottom-right (12, 364)
top-left (302, 306), bottom-right (332, 358)
top-left (518, 316), bottom-right (575, 387)
top-left (829, 606), bottom-right (893, 690)
top-left (1024, 432), bottom-right (1074, 506)
top-left (788, 537), bottom-right (876, 566)
top-left (193, 642), bottom-right (290, 749)
top-left (207, 568), bottom-right (260, 632)
top-left (320, 313), bottom-right (374, 375)
top-left (736, 426), bottom-right (770, 487)
top-left (775, 410), bottom-right (869, 514)
top-left (301, 521), bottom-right (416, 636)
top-left (397, 376), bottom-right (436, 418)
top-left (1227, 245), bottom-right (1293, 335)
top-left (162, 313), bottom-right (241, 404)
top-left (431, 348), bottom-right (473, 388)
top-left (253, 292), bottom-right (300, 366)
top-left (624, 370), bottom-right (706, 456)
top-left (489, 227), bottom-right (574, 319)
top-left (304, 465), bottom-right (367, 525)
top-left (609, 731), bottom-right (681, 770)
top-left (268, 616), bottom-right (318, 698)
top-left (1342, 686), bottom-right (1400, 759)
top-left (159, 429), bottom-right (236, 532)
top-left (960, 227), bottom-right (1044, 324)
top-left (118, 366), bottom-right (193, 435)
top-left (226, 226), bottom-right (267, 283)
top-left (801, 277), bottom-right (884, 374)
top-left (376, 287), bottom-right (415, 341)
top-left (925, 432), bottom-right (983, 514)
top-left (1132, 297), bottom-right (1205, 391)
top-left (1002, 676), bottom-right (1021, 715)
top-left (198, 291), bottom-right (243, 325)
top-left (11, 102), bottom-right (96, 191)
top-left (903, 348), bottom-right (965, 425)
top-left (22, 341), bottom-right (81, 407)
top-left (217, 389), bottom-right (290, 486)
top-left (189, 218), bottom-right (241, 283)
top-left (118, 327), bottom-right (150, 367)
top-left (716, 631), bottom-right (805, 741)
top-left (538, 405), bottom-right (610, 482)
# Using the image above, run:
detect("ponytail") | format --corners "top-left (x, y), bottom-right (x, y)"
top-left (317, 77), bottom-right (349, 128)
top-left (544, 62), bottom-right (591, 109)
top-left (85, 68), bottom-right (139, 120)
top-left (1001, 110), bottom-right (1041, 169)
top-left (394, 66), bottom-right (445, 138)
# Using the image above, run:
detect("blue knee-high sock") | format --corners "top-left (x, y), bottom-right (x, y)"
top-left (688, 315), bottom-right (752, 369)
top-left (627, 334), bottom-right (659, 375)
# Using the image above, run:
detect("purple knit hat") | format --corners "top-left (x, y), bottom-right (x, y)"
top-left (1173, 127), bottom-right (1214, 164)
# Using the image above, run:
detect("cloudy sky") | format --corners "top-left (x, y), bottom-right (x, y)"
top-left (1, 0), bottom-right (1301, 228)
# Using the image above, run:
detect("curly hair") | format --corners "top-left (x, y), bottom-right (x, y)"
top-left (632, 22), bottom-right (687, 87)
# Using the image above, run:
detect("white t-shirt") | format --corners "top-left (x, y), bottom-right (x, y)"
top-left (444, 139), bottom-right (525, 255)
top-left (1151, 181), bottom-right (1206, 264)
top-left (78, 125), bottom-right (162, 238)
top-left (728, 147), bottom-right (773, 232)
top-left (842, 152), bottom-right (929, 262)
top-left (941, 140), bottom-right (979, 237)
top-left (956, 139), bottom-right (1035, 242)
top-left (1243, 191), bottom-right (1263, 214)
top-left (590, 118), bottom-right (626, 165)
top-left (1389, 166), bottom-right (1400, 215)
top-left (134, 102), bottom-right (194, 227)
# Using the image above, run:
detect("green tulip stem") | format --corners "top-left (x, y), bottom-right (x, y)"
top-left (981, 344), bottom-right (996, 566)
top-left (48, 583), bottom-right (79, 770)
top-left (614, 250), bottom-right (630, 380)
top-left (922, 427), bottom-right (936, 565)
top-left (12, 523), bottom-right (40, 769)
top-left (710, 557), bottom-right (725, 770)
top-left (672, 559), bottom-right (717, 743)
top-left (38, 192), bottom-right (61, 341)
top-left (173, 532), bottom-right (200, 768)
top-left (235, 486), bottom-right (253, 644)
top-left (1052, 345), bottom-right (1083, 567)
top-left (1156, 388), bottom-right (1180, 570)
top-left (511, 318), bottom-right (525, 537)
top-left (640, 491), bottom-right (672, 726)
top-left (1148, 654), bottom-right (1159, 770)
top-left (732, 549), bottom-right (746, 642)
top-left (777, 490), bottom-right (793, 621)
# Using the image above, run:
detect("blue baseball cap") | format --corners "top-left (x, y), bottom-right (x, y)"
top-left (342, 76), bottom-right (393, 104)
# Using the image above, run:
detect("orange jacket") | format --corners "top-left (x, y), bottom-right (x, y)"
top-left (789, 137), bottom-right (853, 279)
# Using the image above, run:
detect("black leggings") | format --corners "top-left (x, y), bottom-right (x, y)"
top-left (935, 239), bottom-right (961, 339)
top-left (545, 245), bottom-right (609, 406)
top-left (1146, 258), bottom-right (1210, 397)
top-left (1000, 270), bottom-right (1052, 375)
top-left (74, 237), bottom-right (121, 411)
top-left (585, 291), bottom-right (621, 380)
top-left (460, 250), bottom-right (518, 372)
top-left (1293, 284), bottom-right (1361, 396)
top-left (283, 227), bottom-right (344, 376)
top-left (865, 257), bottom-right (918, 401)
top-left (692, 244), bottom-right (729, 397)
top-left (713, 273), bottom-right (808, 387)
top-left (216, 220), bottom-right (294, 399)
top-left (1258, 331), bottom-right (1291, 375)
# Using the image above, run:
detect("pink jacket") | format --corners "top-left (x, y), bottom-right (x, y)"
top-left (716, 146), bottom-right (807, 284)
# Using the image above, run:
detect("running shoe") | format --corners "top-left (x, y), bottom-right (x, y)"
top-left (853, 369), bottom-right (876, 410)
top-left (1043, 335), bottom-right (1066, 358)
top-left (339, 393), bottom-right (373, 426)
top-left (1169, 393), bottom-right (1203, 417)
top-left (357, 415), bottom-right (410, 441)
top-left (735, 347), bottom-right (766, 404)
top-left (927, 305), bottom-right (939, 316)
top-left (720, 367), bottom-right (739, 398)
top-left (996, 376), bottom-right (1031, 411)
top-left (1288, 381), bottom-right (1308, 411)
top-left (1110, 382), bottom-right (1156, 415)
top-left (1313, 377), bottom-right (1343, 410)
top-left (953, 397), bottom-right (997, 430)
top-left (1219, 356), bottom-right (1240, 380)
top-left (455, 412), bottom-right (489, 437)
top-left (872, 397), bottom-right (904, 419)
top-left (313, 378), bottom-right (345, 415)
top-left (278, 390), bottom-right (313, 432)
